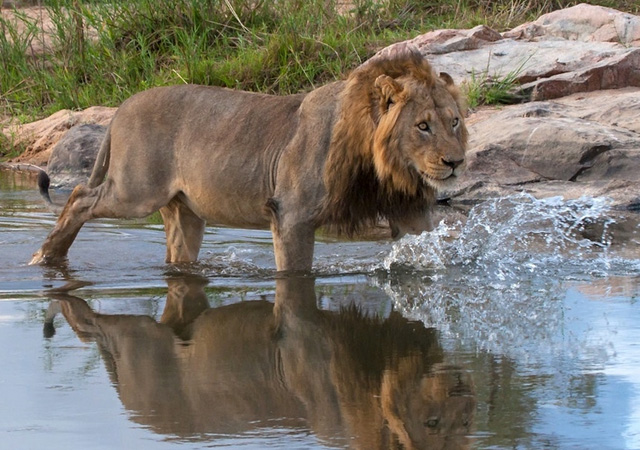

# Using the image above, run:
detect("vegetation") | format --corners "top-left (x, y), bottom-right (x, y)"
top-left (0, 131), bottom-right (25, 159)
top-left (1, 0), bottom-right (639, 123)
top-left (464, 53), bottom-right (533, 108)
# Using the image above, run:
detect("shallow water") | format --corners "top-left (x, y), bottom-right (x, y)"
top-left (1, 168), bottom-right (639, 449)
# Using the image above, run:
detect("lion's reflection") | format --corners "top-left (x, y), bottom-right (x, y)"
top-left (47, 275), bottom-right (475, 449)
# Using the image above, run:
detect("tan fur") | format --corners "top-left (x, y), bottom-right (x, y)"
top-left (50, 275), bottom-right (475, 447)
top-left (31, 48), bottom-right (467, 271)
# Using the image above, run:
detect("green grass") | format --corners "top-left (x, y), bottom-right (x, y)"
top-left (463, 54), bottom-right (533, 108)
top-left (1, 0), bottom-right (639, 126)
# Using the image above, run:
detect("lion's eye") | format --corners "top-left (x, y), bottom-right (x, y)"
top-left (452, 117), bottom-right (459, 128)
top-left (417, 122), bottom-right (430, 133)
top-left (424, 417), bottom-right (440, 428)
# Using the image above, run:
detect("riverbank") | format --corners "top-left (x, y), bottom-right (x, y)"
top-left (2, 0), bottom-right (639, 130)
top-left (4, 3), bottom-right (640, 226)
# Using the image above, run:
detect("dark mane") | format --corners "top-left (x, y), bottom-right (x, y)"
top-left (319, 47), bottom-right (437, 236)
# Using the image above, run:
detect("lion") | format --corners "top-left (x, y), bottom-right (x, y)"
top-left (46, 275), bottom-right (475, 448)
top-left (31, 47), bottom-right (467, 271)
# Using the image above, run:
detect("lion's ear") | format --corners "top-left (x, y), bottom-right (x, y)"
top-left (375, 75), bottom-right (403, 113)
top-left (440, 72), bottom-right (468, 116)
top-left (439, 72), bottom-right (454, 86)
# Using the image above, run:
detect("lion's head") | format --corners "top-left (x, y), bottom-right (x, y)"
top-left (373, 70), bottom-right (468, 193)
top-left (322, 46), bottom-right (468, 235)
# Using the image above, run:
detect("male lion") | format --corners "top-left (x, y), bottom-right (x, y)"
top-left (31, 48), bottom-right (467, 271)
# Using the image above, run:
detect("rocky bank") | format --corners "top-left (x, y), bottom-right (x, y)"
top-left (3, 3), bottom-right (640, 227)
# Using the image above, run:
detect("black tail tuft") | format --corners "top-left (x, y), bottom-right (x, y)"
top-left (43, 320), bottom-right (56, 338)
top-left (37, 170), bottom-right (53, 205)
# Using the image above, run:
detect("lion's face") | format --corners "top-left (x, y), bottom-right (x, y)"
top-left (322, 51), bottom-right (468, 236)
top-left (372, 73), bottom-right (468, 194)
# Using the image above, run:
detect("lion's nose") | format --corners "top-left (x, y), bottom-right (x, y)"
top-left (442, 158), bottom-right (464, 169)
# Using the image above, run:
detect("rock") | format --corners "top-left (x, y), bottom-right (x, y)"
top-left (47, 123), bottom-right (106, 189)
top-left (378, 3), bottom-right (640, 102)
top-left (523, 49), bottom-right (640, 101)
top-left (504, 3), bottom-right (640, 45)
top-left (409, 25), bottom-right (502, 54)
top-left (4, 106), bottom-right (115, 166)
top-left (446, 88), bottom-right (640, 211)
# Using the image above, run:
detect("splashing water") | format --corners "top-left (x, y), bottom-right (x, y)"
top-left (378, 194), bottom-right (640, 364)
top-left (383, 193), bottom-right (635, 280)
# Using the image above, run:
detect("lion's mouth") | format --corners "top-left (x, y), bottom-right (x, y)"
top-left (418, 169), bottom-right (460, 190)
top-left (410, 160), bottom-right (464, 190)
top-left (420, 170), bottom-right (456, 181)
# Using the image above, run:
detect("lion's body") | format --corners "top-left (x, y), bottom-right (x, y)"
top-left (100, 84), bottom-right (322, 229)
top-left (31, 49), bottom-right (467, 270)
top-left (105, 85), bottom-right (308, 228)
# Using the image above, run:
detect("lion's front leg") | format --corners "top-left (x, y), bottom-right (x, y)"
top-left (270, 220), bottom-right (316, 273)
top-left (160, 197), bottom-right (206, 263)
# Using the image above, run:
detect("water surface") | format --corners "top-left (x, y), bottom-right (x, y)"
top-left (1, 168), bottom-right (639, 449)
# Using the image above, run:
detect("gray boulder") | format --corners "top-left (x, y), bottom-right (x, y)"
top-left (379, 3), bottom-right (640, 102)
top-left (447, 88), bottom-right (640, 214)
top-left (47, 123), bottom-right (106, 189)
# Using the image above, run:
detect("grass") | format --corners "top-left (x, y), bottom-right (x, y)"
top-left (463, 53), bottom-right (533, 109)
top-left (0, 130), bottom-right (27, 159)
top-left (1, 0), bottom-right (639, 127)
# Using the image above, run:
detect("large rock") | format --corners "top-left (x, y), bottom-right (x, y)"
top-left (5, 106), bottom-right (115, 166)
top-left (505, 3), bottom-right (640, 45)
top-left (47, 123), bottom-right (106, 189)
top-left (447, 88), bottom-right (640, 211)
top-left (385, 3), bottom-right (640, 101)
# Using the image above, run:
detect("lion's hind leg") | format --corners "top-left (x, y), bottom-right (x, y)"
top-left (160, 196), bottom-right (205, 263)
top-left (30, 184), bottom-right (101, 264)
top-left (31, 179), bottom-right (172, 265)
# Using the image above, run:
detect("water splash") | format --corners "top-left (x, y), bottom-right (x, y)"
top-left (383, 194), bottom-right (633, 280)
top-left (378, 194), bottom-right (640, 364)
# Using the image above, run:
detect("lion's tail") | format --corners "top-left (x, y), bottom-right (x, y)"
top-left (37, 169), bottom-right (64, 215)
top-left (87, 123), bottom-right (112, 188)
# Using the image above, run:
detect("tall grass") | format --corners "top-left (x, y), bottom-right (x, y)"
top-left (2, 0), bottom-right (391, 119)
top-left (1, 0), bottom-right (639, 123)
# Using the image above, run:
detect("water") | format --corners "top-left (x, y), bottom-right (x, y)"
top-left (1, 168), bottom-right (639, 449)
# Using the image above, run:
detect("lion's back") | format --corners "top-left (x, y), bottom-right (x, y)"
top-left (106, 84), bottom-right (306, 180)
top-left (111, 85), bottom-right (305, 150)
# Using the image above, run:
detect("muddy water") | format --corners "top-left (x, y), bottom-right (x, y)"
top-left (1, 168), bottom-right (639, 449)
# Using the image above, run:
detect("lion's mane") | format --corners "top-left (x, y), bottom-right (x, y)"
top-left (321, 48), bottom-right (467, 236)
